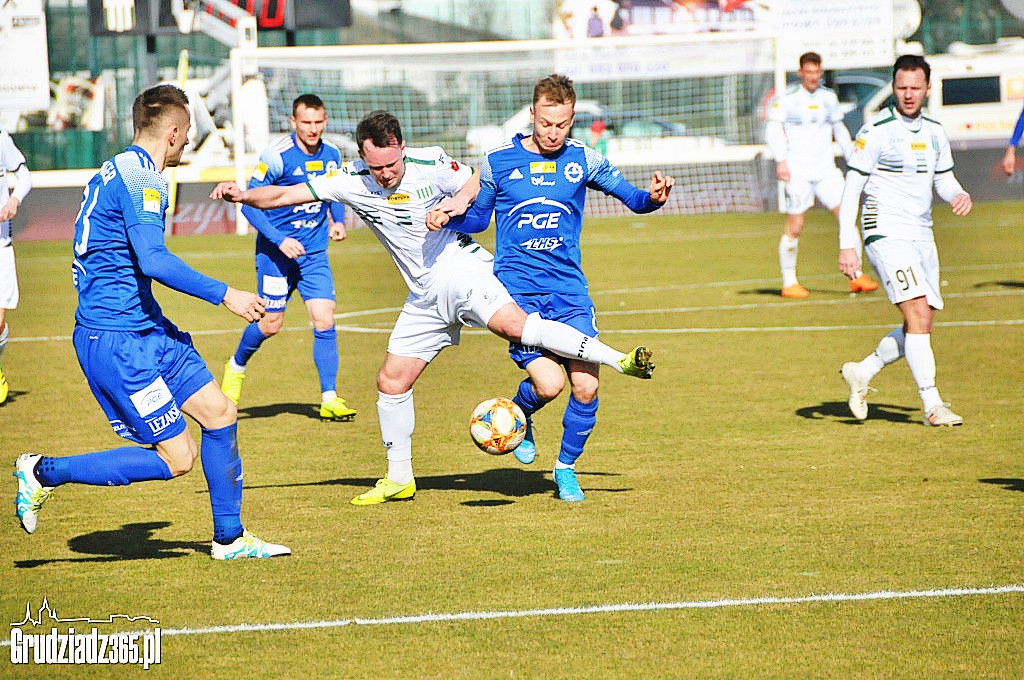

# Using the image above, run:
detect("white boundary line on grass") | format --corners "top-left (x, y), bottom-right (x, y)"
top-left (4, 584), bottom-right (1019, 643)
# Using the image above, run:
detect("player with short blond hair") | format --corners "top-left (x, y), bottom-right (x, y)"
top-left (13, 85), bottom-right (290, 559)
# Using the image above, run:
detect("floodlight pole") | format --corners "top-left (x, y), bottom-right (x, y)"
top-left (171, 0), bottom-right (258, 234)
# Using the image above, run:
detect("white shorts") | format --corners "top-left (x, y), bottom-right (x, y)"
top-left (386, 247), bottom-right (514, 362)
top-left (784, 167), bottom-right (844, 214)
top-left (865, 237), bottom-right (943, 309)
top-left (0, 245), bottom-right (18, 310)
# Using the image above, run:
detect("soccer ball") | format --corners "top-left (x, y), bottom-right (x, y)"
top-left (469, 397), bottom-right (527, 455)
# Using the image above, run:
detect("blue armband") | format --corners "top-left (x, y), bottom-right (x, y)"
top-left (128, 223), bottom-right (228, 305)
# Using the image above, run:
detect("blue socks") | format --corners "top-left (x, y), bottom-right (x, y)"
top-left (233, 322), bottom-right (269, 367)
top-left (312, 327), bottom-right (339, 393)
top-left (557, 396), bottom-right (598, 467)
top-left (200, 423), bottom-right (244, 544)
top-left (513, 378), bottom-right (544, 416)
top-left (33, 426), bottom-right (245, 544)
top-left (35, 447), bottom-right (173, 487)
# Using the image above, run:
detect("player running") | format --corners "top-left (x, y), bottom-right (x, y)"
top-left (13, 85), bottom-right (289, 559)
top-left (220, 94), bottom-right (357, 421)
top-left (211, 110), bottom-right (655, 505)
top-left (429, 74), bottom-right (675, 502)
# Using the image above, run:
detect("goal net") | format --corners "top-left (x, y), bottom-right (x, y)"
top-left (241, 33), bottom-right (779, 220)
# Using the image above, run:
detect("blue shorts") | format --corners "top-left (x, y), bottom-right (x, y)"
top-left (255, 242), bottom-right (335, 314)
top-left (72, 319), bottom-right (213, 445)
top-left (508, 292), bottom-right (599, 369)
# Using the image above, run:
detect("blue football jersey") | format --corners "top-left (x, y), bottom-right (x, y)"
top-left (476, 133), bottom-right (629, 295)
top-left (247, 134), bottom-right (343, 252)
top-left (72, 147), bottom-right (173, 330)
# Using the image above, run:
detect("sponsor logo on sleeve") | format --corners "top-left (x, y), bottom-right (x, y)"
top-left (855, 137), bottom-right (867, 150)
top-left (252, 162), bottom-right (268, 181)
top-left (142, 188), bottom-right (161, 214)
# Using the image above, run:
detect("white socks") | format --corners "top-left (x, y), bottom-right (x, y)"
top-left (857, 327), bottom-right (905, 381)
top-left (779, 234), bottom-right (799, 288)
top-left (377, 389), bottom-right (415, 484)
top-left (904, 333), bottom-right (942, 410)
top-left (520, 312), bottom-right (624, 371)
top-left (228, 357), bottom-right (245, 373)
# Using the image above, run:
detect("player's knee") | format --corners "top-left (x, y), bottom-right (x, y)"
top-left (158, 440), bottom-right (197, 476)
top-left (532, 376), bottom-right (566, 402)
top-left (204, 393), bottom-right (238, 429)
top-left (377, 371), bottom-right (411, 395)
top-left (572, 384), bottom-right (599, 403)
top-left (260, 314), bottom-right (285, 336)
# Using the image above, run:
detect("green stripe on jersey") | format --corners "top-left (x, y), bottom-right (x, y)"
top-left (306, 182), bottom-right (321, 200)
top-left (404, 156), bottom-right (436, 166)
top-left (864, 234), bottom-right (887, 245)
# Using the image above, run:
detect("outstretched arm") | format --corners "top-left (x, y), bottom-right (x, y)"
top-left (211, 181), bottom-right (315, 209)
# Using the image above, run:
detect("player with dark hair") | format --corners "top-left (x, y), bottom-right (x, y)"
top-left (212, 109), bottom-right (655, 505)
top-left (838, 54), bottom-right (971, 426)
top-left (221, 93), bottom-right (356, 421)
top-left (766, 51), bottom-right (878, 298)
top-left (13, 84), bottom-right (290, 559)
top-left (429, 74), bottom-right (675, 502)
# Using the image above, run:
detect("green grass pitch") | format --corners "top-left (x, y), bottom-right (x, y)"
top-left (1, 203), bottom-right (1021, 678)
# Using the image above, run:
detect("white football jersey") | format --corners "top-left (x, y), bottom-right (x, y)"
top-left (0, 130), bottom-right (28, 247)
top-left (307, 145), bottom-right (473, 300)
top-left (767, 84), bottom-right (845, 175)
top-left (847, 106), bottom-right (955, 243)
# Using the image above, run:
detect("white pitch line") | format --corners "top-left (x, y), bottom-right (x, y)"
top-left (4, 584), bottom-right (1017, 645)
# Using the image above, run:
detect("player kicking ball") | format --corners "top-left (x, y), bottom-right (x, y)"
top-left (430, 74), bottom-right (675, 502)
top-left (211, 110), bottom-right (654, 505)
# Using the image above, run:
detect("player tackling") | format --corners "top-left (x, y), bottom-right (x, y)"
top-left (837, 55), bottom-right (971, 426)
top-left (430, 74), bottom-right (675, 501)
top-left (211, 110), bottom-right (655, 505)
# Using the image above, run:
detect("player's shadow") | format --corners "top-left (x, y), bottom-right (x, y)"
top-left (237, 402), bottom-right (336, 421)
top-left (979, 478), bottom-right (1024, 493)
top-left (796, 400), bottom-right (917, 424)
top-left (740, 287), bottom-right (843, 298)
top-left (973, 280), bottom-right (1024, 289)
top-left (0, 388), bottom-right (28, 405)
top-left (14, 521), bottom-right (208, 568)
top-left (245, 468), bottom-right (629, 503)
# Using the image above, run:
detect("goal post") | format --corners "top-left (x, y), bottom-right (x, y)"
top-left (232, 32), bottom-right (783, 221)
